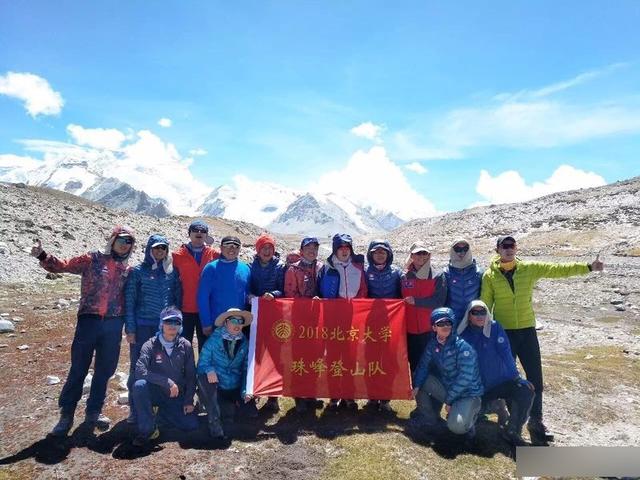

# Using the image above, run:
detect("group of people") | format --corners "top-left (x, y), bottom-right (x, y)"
top-left (31, 220), bottom-right (604, 447)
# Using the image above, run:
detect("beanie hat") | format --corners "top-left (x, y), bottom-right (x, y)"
top-left (255, 233), bottom-right (276, 253)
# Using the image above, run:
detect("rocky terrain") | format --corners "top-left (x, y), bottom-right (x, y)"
top-left (0, 179), bottom-right (639, 479)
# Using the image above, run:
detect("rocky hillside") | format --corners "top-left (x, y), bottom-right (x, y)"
top-left (387, 176), bottom-right (640, 261)
top-left (0, 182), bottom-right (299, 284)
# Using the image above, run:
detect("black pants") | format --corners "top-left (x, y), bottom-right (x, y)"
top-left (506, 327), bottom-right (543, 421)
top-left (483, 378), bottom-right (534, 433)
top-left (407, 332), bottom-right (431, 373)
top-left (182, 312), bottom-right (207, 353)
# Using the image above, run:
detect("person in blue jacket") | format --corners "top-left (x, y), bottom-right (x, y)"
top-left (412, 307), bottom-right (483, 437)
top-left (248, 233), bottom-right (286, 413)
top-left (197, 235), bottom-right (251, 336)
top-left (131, 306), bottom-right (198, 446)
top-left (458, 300), bottom-right (535, 446)
top-left (125, 234), bottom-right (182, 423)
top-left (443, 239), bottom-right (483, 322)
top-left (197, 308), bottom-right (253, 440)
top-left (365, 239), bottom-right (402, 413)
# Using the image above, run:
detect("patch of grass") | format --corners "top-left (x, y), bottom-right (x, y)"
top-left (597, 315), bottom-right (621, 324)
top-left (544, 345), bottom-right (640, 396)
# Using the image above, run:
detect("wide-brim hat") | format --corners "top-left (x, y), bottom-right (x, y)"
top-left (214, 308), bottom-right (253, 327)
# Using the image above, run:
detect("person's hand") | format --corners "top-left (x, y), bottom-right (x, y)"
top-left (262, 292), bottom-right (275, 301)
top-left (244, 394), bottom-right (253, 403)
top-left (444, 404), bottom-right (451, 414)
top-left (183, 404), bottom-right (194, 414)
top-left (202, 326), bottom-right (213, 337)
top-left (169, 382), bottom-right (179, 398)
top-left (404, 296), bottom-right (415, 305)
top-left (312, 296), bottom-right (320, 300)
top-left (411, 388), bottom-right (419, 399)
top-left (591, 253), bottom-right (604, 272)
top-left (207, 371), bottom-right (218, 384)
top-left (126, 333), bottom-right (136, 344)
top-left (31, 239), bottom-right (44, 258)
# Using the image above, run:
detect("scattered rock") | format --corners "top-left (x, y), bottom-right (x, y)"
top-left (0, 313), bottom-right (9, 317)
top-left (83, 373), bottom-right (93, 394)
top-left (117, 392), bottom-right (129, 405)
top-left (616, 306), bottom-right (626, 312)
top-left (56, 298), bottom-right (71, 309)
top-left (610, 299), bottom-right (624, 305)
top-left (0, 319), bottom-right (16, 333)
top-left (17, 344), bottom-right (29, 350)
top-left (45, 272), bottom-right (63, 280)
top-left (12, 317), bottom-right (23, 322)
top-left (46, 375), bottom-right (61, 385)
top-left (0, 243), bottom-right (8, 255)
top-left (111, 371), bottom-right (129, 391)
top-left (62, 231), bottom-right (76, 240)
top-left (0, 344), bottom-right (8, 348)
top-left (584, 354), bottom-right (594, 360)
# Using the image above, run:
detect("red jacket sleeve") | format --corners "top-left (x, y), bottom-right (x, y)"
top-left (40, 252), bottom-right (93, 275)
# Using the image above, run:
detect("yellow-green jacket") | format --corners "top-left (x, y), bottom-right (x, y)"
top-left (480, 257), bottom-right (591, 330)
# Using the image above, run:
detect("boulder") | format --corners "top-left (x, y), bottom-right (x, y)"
top-left (0, 319), bottom-right (15, 333)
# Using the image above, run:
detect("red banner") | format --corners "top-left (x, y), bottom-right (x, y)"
top-left (246, 298), bottom-right (412, 400)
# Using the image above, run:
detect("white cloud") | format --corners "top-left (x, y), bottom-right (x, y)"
top-left (158, 118), bottom-right (172, 128)
top-left (474, 164), bottom-right (606, 206)
top-left (436, 101), bottom-right (640, 150)
top-left (392, 132), bottom-right (462, 160)
top-left (310, 146), bottom-right (437, 220)
top-left (67, 124), bottom-right (126, 150)
top-left (350, 122), bottom-right (384, 142)
top-left (405, 162), bottom-right (428, 174)
top-left (0, 71), bottom-right (64, 117)
top-left (189, 148), bottom-right (207, 156)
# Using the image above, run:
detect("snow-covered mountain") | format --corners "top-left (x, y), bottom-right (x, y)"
top-left (1, 154), bottom-right (407, 233)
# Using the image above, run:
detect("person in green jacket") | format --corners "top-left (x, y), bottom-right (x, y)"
top-left (480, 235), bottom-right (603, 445)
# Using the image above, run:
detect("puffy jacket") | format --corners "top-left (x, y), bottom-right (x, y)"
top-left (365, 240), bottom-right (402, 299)
top-left (197, 327), bottom-right (249, 393)
top-left (172, 244), bottom-right (219, 313)
top-left (458, 311), bottom-right (519, 391)
top-left (284, 259), bottom-right (322, 298)
top-left (249, 253), bottom-right (286, 298)
top-left (480, 257), bottom-right (591, 330)
top-left (318, 254), bottom-right (368, 299)
top-left (197, 258), bottom-right (251, 329)
top-left (135, 334), bottom-right (196, 406)
top-left (443, 260), bottom-right (483, 321)
top-left (413, 324), bottom-right (483, 405)
top-left (401, 268), bottom-right (447, 334)
top-left (124, 234), bottom-right (182, 334)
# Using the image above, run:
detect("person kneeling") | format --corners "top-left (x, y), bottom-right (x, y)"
top-left (132, 306), bottom-right (198, 446)
top-left (458, 300), bottom-right (535, 446)
top-left (197, 308), bottom-right (254, 439)
top-left (411, 308), bottom-right (483, 438)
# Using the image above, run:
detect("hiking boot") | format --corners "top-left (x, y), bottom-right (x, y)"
top-left (242, 399), bottom-right (259, 418)
top-left (84, 412), bottom-right (111, 431)
top-left (379, 400), bottom-right (394, 414)
top-left (263, 397), bottom-right (280, 413)
top-left (340, 399), bottom-right (358, 410)
top-left (309, 398), bottom-right (324, 409)
top-left (50, 411), bottom-right (74, 437)
top-left (208, 419), bottom-right (225, 439)
top-left (132, 427), bottom-right (159, 447)
top-left (327, 399), bottom-right (340, 410)
top-left (501, 428), bottom-right (528, 447)
top-left (527, 419), bottom-right (554, 445)
top-left (365, 400), bottom-right (379, 410)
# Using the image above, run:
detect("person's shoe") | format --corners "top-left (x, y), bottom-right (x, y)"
top-left (527, 419), bottom-right (554, 445)
top-left (295, 399), bottom-right (308, 413)
top-left (243, 399), bottom-right (259, 418)
top-left (501, 428), bottom-right (528, 447)
top-left (327, 399), bottom-right (340, 410)
top-left (309, 398), bottom-right (324, 409)
top-left (132, 427), bottom-right (159, 447)
top-left (263, 397), bottom-right (280, 413)
top-left (379, 400), bottom-right (394, 414)
top-left (84, 412), bottom-right (111, 431)
top-left (340, 399), bottom-right (358, 410)
top-left (208, 420), bottom-right (225, 439)
top-left (50, 411), bottom-right (74, 437)
top-left (365, 400), bottom-right (379, 410)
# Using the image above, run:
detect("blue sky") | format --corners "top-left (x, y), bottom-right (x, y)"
top-left (1, 1), bottom-right (639, 217)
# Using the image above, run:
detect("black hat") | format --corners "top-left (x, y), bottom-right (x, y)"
top-left (496, 235), bottom-right (516, 247)
top-left (221, 235), bottom-right (241, 247)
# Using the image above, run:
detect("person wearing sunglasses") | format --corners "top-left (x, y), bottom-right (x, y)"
top-left (197, 308), bottom-right (254, 440)
top-left (480, 235), bottom-right (604, 445)
top-left (443, 239), bottom-right (483, 323)
top-left (124, 234), bottom-right (182, 424)
top-left (411, 307), bottom-right (483, 438)
top-left (131, 306), bottom-right (198, 446)
top-left (30, 225), bottom-right (136, 436)
top-left (457, 300), bottom-right (534, 446)
top-left (172, 220), bottom-right (219, 353)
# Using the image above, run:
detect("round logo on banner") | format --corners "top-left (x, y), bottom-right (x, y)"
top-left (271, 319), bottom-right (293, 342)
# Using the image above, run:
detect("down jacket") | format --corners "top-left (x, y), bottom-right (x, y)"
top-left (197, 327), bottom-right (249, 394)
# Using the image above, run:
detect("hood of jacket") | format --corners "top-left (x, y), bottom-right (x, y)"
top-left (143, 233), bottom-right (173, 274)
top-left (366, 239), bottom-right (394, 268)
top-left (457, 299), bottom-right (493, 338)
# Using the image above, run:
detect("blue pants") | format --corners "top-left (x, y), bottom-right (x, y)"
top-left (132, 379), bottom-right (199, 437)
top-left (127, 324), bottom-right (159, 413)
top-left (483, 378), bottom-right (534, 434)
top-left (59, 314), bottom-right (124, 415)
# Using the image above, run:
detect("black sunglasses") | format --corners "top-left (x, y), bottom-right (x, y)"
top-left (500, 243), bottom-right (516, 249)
top-left (190, 227), bottom-right (208, 234)
top-left (434, 320), bottom-right (453, 327)
top-left (115, 237), bottom-right (133, 245)
top-left (470, 309), bottom-right (487, 316)
top-left (453, 245), bottom-right (469, 253)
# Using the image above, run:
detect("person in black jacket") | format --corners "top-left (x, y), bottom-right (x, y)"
top-left (131, 306), bottom-right (198, 446)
